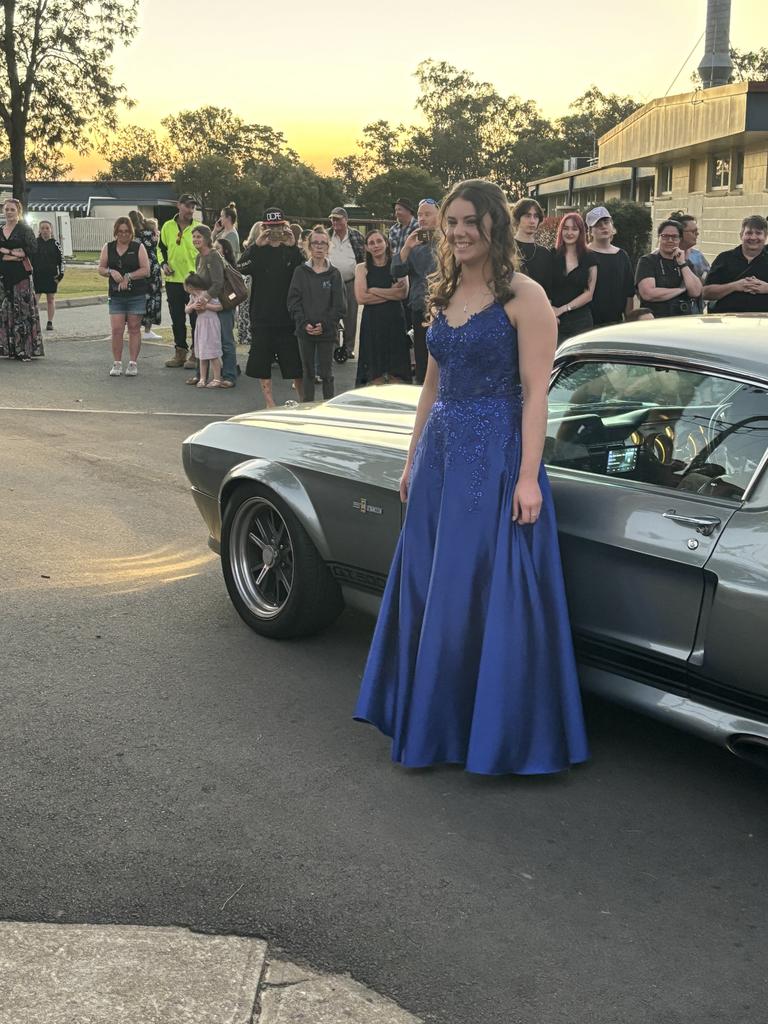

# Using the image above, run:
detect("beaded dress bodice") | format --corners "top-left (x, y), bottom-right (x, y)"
top-left (429, 302), bottom-right (521, 400)
top-left (418, 303), bottom-right (523, 510)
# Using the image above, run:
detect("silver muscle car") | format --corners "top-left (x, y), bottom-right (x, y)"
top-left (183, 315), bottom-right (768, 765)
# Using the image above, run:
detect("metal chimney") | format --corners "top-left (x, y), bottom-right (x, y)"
top-left (698, 0), bottom-right (732, 88)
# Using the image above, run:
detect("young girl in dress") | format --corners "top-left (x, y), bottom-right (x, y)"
top-left (184, 272), bottom-right (223, 388)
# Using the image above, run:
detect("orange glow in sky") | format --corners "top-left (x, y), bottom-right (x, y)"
top-left (71, 0), bottom-right (768, 180)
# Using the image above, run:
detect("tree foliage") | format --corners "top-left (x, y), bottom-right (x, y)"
top-left (605, 199), bottom-right (652, 267)
top-left (162, 106), bottom-right (297, 173)
top-left (97, 125), bottom-right (174, 181)
top-left (333, 63), bottom-right (632, 203)
top-left (0, 0), bottom-right (138, 199)
top-left (359, 166), bottom-right (444, 218)
top-left (555, 87), bottom-right (641, 160)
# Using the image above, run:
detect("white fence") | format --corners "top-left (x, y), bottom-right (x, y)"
top-left (71, 218), bottom-right (115, 252)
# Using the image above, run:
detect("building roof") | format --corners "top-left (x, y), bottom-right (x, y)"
top-left (1, 180), bottom-right (178, 214)
top-left (556, 313), bottom-right (768, 387)
top-left (598, 80), bottom-right (768, 168)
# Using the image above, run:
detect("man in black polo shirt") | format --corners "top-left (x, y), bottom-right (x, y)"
top-left (702, 215), bottom-right (768, 313)
top-left (512, 197), bottom-right (553, 298)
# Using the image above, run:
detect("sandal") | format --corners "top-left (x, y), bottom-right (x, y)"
top-left (185, 376), bottom-right (200, 385)
top-left (196, 379), bottom-right (207, 388)
top-left (206, 378), bottom-right (226, 388)
top-left (216, 379), bottom-right (235, 388)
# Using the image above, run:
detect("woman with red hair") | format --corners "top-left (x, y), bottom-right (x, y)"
top-left (550, 212), bottom-right (597, 344)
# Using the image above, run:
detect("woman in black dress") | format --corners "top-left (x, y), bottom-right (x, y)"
top-left (32, 219), bottom-right (64, 332)
top-left (0, 198), bottom-right (43, 361)
top-left (550, 213), bottom-right (597, 344)
top-left (354, 230), bottom-right (410, 386)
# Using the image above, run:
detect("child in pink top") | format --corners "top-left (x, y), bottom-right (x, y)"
top-left (184, 272), bottom-right (223, 388)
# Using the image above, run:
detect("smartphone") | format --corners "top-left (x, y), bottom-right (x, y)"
top-left (268, 227), bottom-right (284, 240)
top-left (417, 229), bottom-right (433, 243)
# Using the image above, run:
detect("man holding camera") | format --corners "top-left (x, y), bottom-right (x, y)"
top-left (391, 198), bottom-right (439, 385)
top-left (158, 193), bottom-right (201, 367)
top-left (635, 220), bottom-right (702, 318)
top-left (238, 206), bottom-right (304, 407)
top-left (702, 215), bottom-right (768, 314)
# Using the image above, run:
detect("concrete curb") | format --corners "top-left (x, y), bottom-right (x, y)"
top-left (0, 922), bottom-right (422, 1024)
top-left (56, 295), bottom-right (108, 309)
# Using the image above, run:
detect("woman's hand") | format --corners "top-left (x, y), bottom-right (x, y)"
top-left (399, 460), bottom-right (413, 503)
top-left (512, 475), bottom-right (542, 524)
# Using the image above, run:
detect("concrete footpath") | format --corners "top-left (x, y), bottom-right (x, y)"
top-left (0, 922), bottom-right (422, 1023)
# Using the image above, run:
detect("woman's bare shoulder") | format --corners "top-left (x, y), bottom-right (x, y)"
top-left (504, 273), bottom-right (549, 320)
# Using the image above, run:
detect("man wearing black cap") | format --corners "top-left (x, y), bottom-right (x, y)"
top-left (237, 207), bottom-right (305, 407)
top-left (158, 194), bottom-right (201, 367)
top-left (388, 199), bottom-right (418, 258)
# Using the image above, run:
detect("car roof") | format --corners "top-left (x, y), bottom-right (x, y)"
top-left (557, 315), bottom-right (768, 387)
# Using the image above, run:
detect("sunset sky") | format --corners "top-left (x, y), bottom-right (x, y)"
top-left (74, 0), bottom-right (768, 178)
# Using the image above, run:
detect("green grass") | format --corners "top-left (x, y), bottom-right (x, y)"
top-left (57, 268), bottom-right (104, 299)
top-left (67, 251), bottom-right (101, 264)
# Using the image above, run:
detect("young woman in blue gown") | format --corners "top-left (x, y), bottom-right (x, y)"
top-left (354, 179), bottom-right (589, 775)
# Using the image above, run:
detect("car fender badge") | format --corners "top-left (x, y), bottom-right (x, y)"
top-left (353, 497), bottom-right (383, 515)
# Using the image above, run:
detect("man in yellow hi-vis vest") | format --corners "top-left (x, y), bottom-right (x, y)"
top-left (158, 193), bottom-right (201, 367)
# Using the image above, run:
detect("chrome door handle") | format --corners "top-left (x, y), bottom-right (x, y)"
top-left (662, 510), bottom-right (721, 536)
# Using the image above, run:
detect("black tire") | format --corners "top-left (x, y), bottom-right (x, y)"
top-left (220, 482), bottom-right (344, 639)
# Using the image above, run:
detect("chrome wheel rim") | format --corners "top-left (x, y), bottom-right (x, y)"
top-left (229, 497), bottom-right (294, 619)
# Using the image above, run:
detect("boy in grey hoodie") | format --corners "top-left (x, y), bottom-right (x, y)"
top-left (287, 228), bottom-right (346, 401)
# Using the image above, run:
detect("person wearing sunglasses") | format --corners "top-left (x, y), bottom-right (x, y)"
top-left (157, 193), bottom-right (202, 367)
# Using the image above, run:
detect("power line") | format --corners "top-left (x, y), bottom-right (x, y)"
top-left (665, 30), bottom-right (706, 96)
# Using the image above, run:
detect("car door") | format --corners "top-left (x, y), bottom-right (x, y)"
top-left (545, 358), bottom-right (757, 684)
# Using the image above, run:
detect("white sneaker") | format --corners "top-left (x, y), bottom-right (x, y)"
top-left (143, 330), bottom-right (162, 340)
top-left (109, 361), bottom-right (123, 376)
top-left (125, 361), bottom-right (138, 376)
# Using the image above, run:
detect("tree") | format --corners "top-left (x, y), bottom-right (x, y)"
top-left (162, 106), bottom-right (297, 173)
top-left (175, 154), bottom-right (241, 223)
top-left (247, 154), bottom-right (345, 220)
top-left (556, 87), bottom-right (641, 160)
top-left (97, 125), bottom-right (174, 181)
top-left (0, 0), bottom-right (138, 200)
top-left (605, 200), bottom-right (652, 267)
top-left (359, 167), bottom-right (443, 218)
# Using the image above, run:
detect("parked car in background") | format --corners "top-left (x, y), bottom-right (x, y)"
top-left (183, 315), bottom-right (768, 765)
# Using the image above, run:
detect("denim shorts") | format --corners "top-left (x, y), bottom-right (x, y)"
top-left (108, 292), bottom-right (147, 317)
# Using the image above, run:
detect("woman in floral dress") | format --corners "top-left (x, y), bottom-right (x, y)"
top-left (0, 197), bottom-right (43, 361)
top-left (129, 210), bottom-right (162, 340)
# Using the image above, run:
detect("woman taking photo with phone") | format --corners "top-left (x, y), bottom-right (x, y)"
top-left (0, 198), bottom-right (43, 362)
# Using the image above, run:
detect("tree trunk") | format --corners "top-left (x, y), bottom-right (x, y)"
top-left (10, 123), bottom-right (26, 203)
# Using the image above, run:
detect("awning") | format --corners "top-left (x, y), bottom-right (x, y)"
top-left (27, 201), bottom-right (89, 214)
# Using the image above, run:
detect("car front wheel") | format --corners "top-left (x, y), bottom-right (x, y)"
top-left (221, 482), bottom-right (343, 639)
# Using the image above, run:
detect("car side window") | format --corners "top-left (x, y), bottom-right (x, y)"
top-left (546, 360), bottom-right (768, 502)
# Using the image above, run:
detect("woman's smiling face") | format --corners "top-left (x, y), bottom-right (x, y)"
top-left (444, 197), bottom-right (491, 266)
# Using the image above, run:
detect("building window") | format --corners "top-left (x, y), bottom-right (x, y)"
top-left (709, 153), bottom-right (730, 190)
top-left (659, 164), bottom-right (673, 194)
top-left (733, 151), bottom-right (745, 189)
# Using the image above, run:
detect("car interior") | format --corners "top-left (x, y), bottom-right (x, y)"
top-left (546, 362), bottom-right (768, 502)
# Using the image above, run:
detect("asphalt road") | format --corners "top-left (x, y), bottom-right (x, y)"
top-left (1, 322), bottom-right (767, 1024)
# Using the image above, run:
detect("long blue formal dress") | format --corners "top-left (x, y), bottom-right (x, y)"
top-left (354, 301), bottom-right (589, 775)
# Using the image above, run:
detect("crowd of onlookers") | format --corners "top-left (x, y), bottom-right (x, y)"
top-left (1, 189), bottom-right (767, 394)
top-left (512, 198), bottom-right (768, 344)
